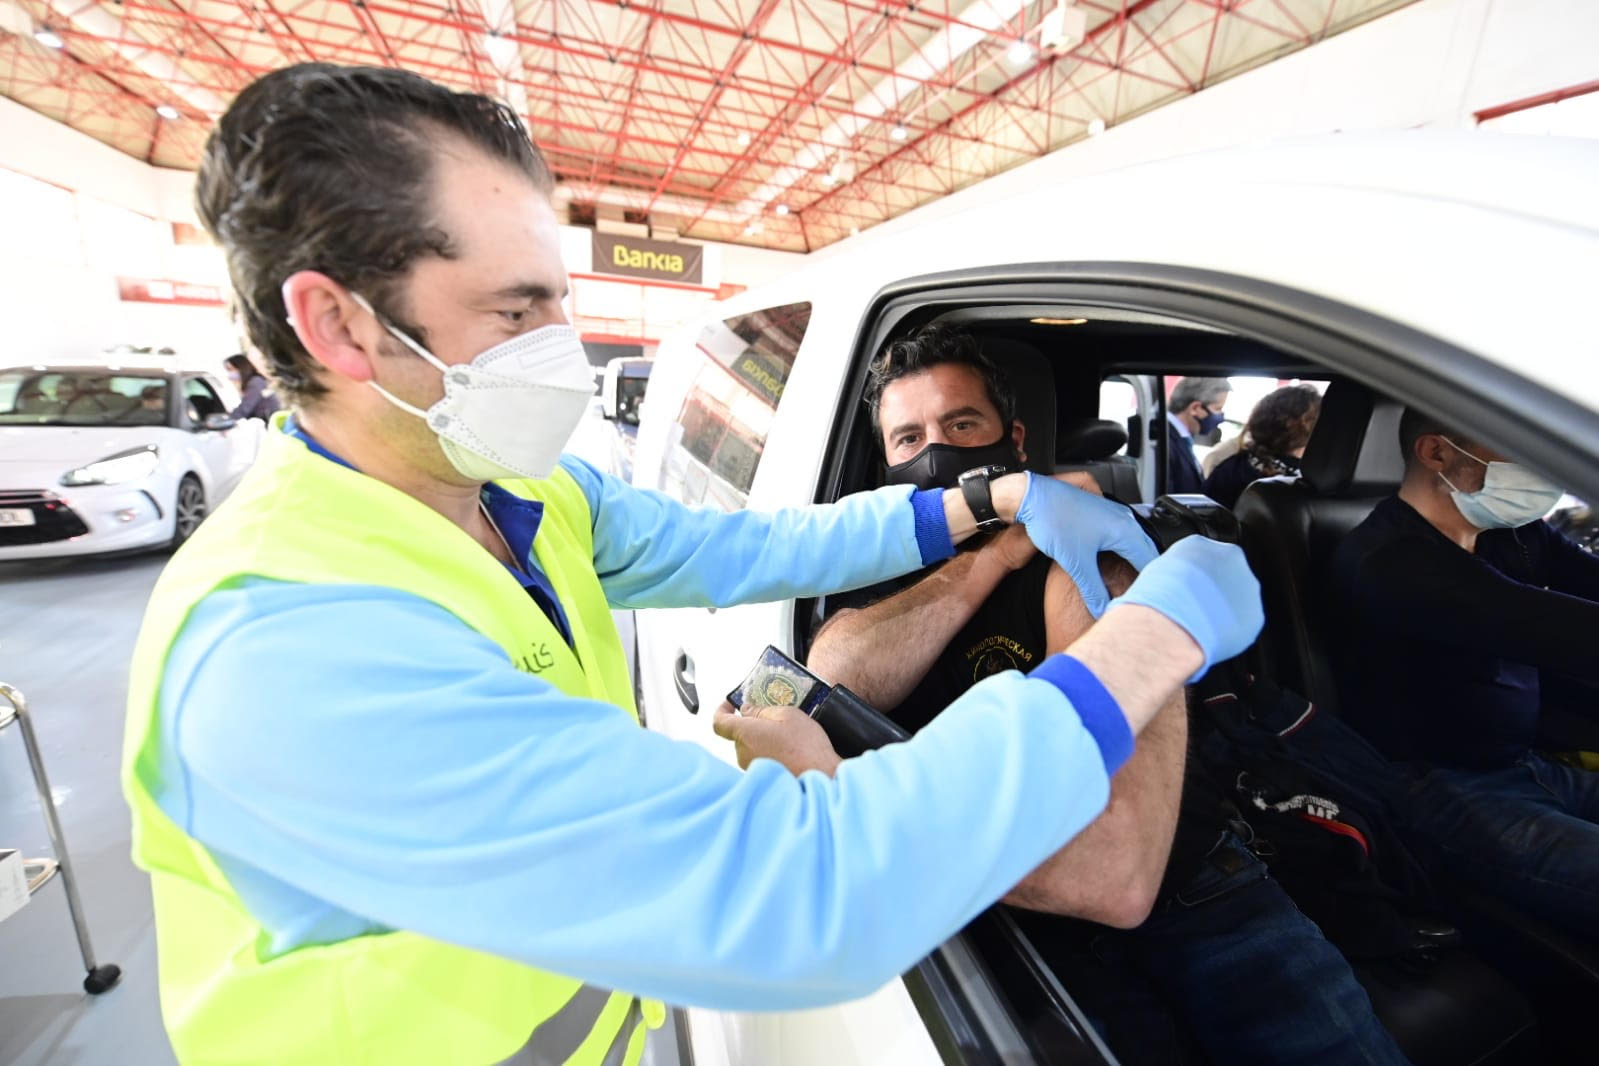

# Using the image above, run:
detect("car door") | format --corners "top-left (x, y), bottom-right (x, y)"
top-left (626, 299), bottom-right (958, 1066)
top-left (181, 375), bottom-right (255, 495)
top-left (631, 302), bottom-right (813, 753)
top-left (804, 257), bottom-right (1599, 1064)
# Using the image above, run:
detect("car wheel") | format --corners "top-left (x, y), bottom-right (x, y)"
top-left (170, 474), bottom-right (206, 548)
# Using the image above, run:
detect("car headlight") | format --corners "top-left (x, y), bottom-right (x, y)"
top-left (61, 445), bottom-right (161, 486)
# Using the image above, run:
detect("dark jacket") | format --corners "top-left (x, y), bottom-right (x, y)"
top-left (1166, 419), bottom-right (1205, 495)
top-left (1203, 450), bottom-right (1301, 510)
top-left (1328, 495), bottom-right (1599, 768)
top-left (231, 375), bottom-right (282, 422)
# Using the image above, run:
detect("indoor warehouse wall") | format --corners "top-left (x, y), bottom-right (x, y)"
top-left (1, 94), bottom-right (806, 375)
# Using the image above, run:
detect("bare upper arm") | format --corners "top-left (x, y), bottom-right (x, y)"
top-left (1044, 553), bottom-right (1140, 653)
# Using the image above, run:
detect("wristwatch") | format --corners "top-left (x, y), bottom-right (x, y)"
top-left (957, 464), bottom-right (1010, 535)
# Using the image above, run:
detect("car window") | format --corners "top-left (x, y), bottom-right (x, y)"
top-left (1097, 378), bottom-right (1139, 457)
top-left (0, 369), bottom-right (169, 426)
top-left (1184, 375), bottom-right (1329, 471)
top-left (1550, 495), bottom-right (1597, 554)
top-left (659, 301), bottom-right (810, 510)
top-left (183, 377), bottom-right (227, 423)
top-left (617, 375), bottom-right (648, 422)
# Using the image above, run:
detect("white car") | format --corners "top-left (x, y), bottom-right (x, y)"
top-left (627, 134), bottom-right (1599, 1065)
top-left (0, 364), bottom-right (262, 561)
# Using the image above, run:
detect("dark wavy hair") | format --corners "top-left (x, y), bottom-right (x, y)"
top-left (863, 324), bottom-right (1016, 450)
top-left (196, 63), bottom-right (552, 408)
top-left (1244, 384), bottom-right (1322, 457)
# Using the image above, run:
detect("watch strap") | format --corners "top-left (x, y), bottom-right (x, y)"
top-left (959, 468), bottom-right (1004, 532)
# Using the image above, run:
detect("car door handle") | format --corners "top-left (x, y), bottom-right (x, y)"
top-left (673, 651), bottom-right (700, 714)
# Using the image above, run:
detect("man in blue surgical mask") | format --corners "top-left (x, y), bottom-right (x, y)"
top-left (1329, 407), bottom-right (1599, 943)
top-left (1166, 376), bottom-right (1231, 494)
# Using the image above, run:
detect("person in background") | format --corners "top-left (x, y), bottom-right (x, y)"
top-left (1203, 384), bottom-right (1322, 508)
top-left (225, 353), bottom-right (281, 422)
top-left (127, 384), bottom-right (169, 424)
top-left (1328, 408), bottom-right (1599, 941)
top-left (1200, 430), bottom-right (1242, 478)
top-left (1166, 377), bottom-right (1230, 494)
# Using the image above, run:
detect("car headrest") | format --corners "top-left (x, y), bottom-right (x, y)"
top-left (982, 337), bottom-right (1056, 476)
top-left (1301, 381), bottom-right (1405, 497)
top-left (1057, 419), bottom-right (1129, 462)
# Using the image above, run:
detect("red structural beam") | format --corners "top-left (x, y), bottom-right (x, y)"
top-left (642, 0), bottom-right (787, 212)
top-left (741, 0), bottom-right (1169, 223)
top-left (1474, 78), bottom-right (1599, 123)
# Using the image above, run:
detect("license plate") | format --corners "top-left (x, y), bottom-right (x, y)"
top-left (0, 508), bottom-right (37, 527)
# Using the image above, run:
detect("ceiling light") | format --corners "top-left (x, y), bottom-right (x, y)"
top-left (849, 226), bottom-right (860, 237)
top-left (34, 27), bottom-right (64, 48)
top-left (1030, 317), bottom-right (1088, 326)
top-left (484, 33), bottom-right (520, 70)
top-left (744, 221), bottom-right (764, 235)
top-left (820, 173), bottom-right (837, 188)
top-left (1007, 40), bottom-right (1034, 65)
top-left (737, 131), bottom-right (752, 147)
top-left (774, 204), bottom-right (789, 216)
top-left (1087, 117), bottom-right (1106, 136)
top-left (1040, 2), bottom-right (1087, 52)
top-left (890, 124), bottom-right (908, 141)
top-left (156, 104), bottom-right (180, 120)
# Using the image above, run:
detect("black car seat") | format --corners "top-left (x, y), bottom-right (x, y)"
top-left (1232, 380), bottom-right (1403, 712)
top-left (1055, 419), bottom-right (1143, 502)
top-left (981, 337), bottom-right (1055, 476)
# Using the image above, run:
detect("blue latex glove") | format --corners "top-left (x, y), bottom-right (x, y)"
top-left (1112, 534), bottom-right (1264, 681)
top-left (1015, 472), bottom-right (1159, 617)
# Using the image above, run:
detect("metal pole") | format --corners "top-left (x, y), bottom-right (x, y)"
top-left (0, 683), bottom-right (119, 992)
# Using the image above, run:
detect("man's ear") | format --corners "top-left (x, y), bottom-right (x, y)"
top-left (1011, 419), bottom-right (1027, 466)
top-left (281, 271), bottom-right (385, 385)
top-left (1412, 433), bottom-right (1451, 473)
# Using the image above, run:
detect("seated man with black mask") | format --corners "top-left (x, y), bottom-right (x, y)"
top-left (1328, 408), bottom-right (1599, 942)
top-left (810, 324), bottom-right (1408, 1066)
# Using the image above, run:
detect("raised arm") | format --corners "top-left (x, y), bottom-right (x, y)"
top-left (562, 457), bottom-right (1154, 616)
top-left (561, 455), bottom-right (948, 610)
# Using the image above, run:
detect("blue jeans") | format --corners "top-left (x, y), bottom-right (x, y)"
top-left (1065, 834), bottom-right (1410, 1066)
top-left (1403, 751), bottom-right (1599, 941)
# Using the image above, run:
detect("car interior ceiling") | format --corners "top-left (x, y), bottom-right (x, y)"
top-left (808, 306), bottom-right (1595, 1064)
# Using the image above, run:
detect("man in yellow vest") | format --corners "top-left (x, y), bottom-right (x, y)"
top-left (124, 63), bottom-right (1264, 1065)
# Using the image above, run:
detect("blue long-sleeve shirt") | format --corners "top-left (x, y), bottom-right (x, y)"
top-left (152, 448), bottom-right (1129, 1010)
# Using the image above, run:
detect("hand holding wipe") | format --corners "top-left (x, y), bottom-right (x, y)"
top-left (1015, 472), bottom-right (1159, 616)
top-left (1112, 534), bottom-right (1264, 681)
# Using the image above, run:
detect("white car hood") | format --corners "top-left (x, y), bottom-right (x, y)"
top-left (0, 425), bottom-right (167, 472)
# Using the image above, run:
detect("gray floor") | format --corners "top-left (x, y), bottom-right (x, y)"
top-left (0, 548), bottom-right (674, 1066)
top-left (0, 552), bottom-right (176, 1066)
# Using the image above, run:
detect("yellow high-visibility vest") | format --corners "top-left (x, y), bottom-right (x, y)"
top-left (123, 425), bottom-right (661, 1065)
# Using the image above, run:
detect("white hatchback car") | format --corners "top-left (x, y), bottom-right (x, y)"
top-left (0, 364), bottom-right (262, 561)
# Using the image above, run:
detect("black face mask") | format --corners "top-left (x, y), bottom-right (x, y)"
top-left (882, 434), bottom-right (1019, 492)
